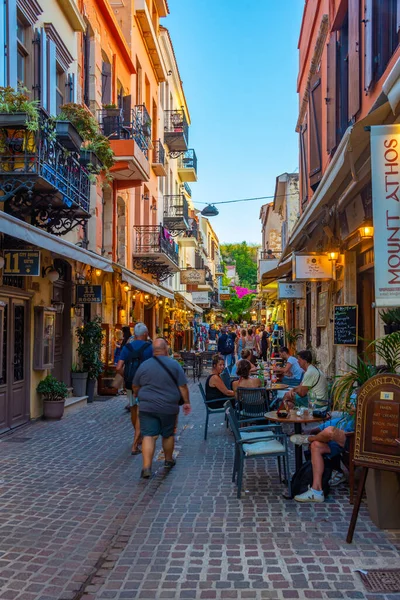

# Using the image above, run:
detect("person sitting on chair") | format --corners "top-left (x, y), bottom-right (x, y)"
top-left (277, 346), bottom-right (304, 386)
top-left (232, 359), bottom-right (262, 393)
top-left (205, 355), bottom-right (235, 409)
top-left (282, 350), bottom-right (328, 410)
top-left (231, 349), bottom-right (258, 376)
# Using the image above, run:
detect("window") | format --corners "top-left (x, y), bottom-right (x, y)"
top-left (336, 16), bottom-right (349, 141)
top-left (373, 0), bottom-right (398, 80)
top-left (308, 74), bottom-right (322, 192)
top-left (56, 66), bottom-right (66, 115)
top-left (17, 16), bottom-right (29, 86)
top-left (101, 52), bottom-right (112, 105)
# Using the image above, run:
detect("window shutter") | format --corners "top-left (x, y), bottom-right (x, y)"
top-left (39, 27), bottom-right (48, 110)
top-left (68, 73), bottom-right (76, 103)
top-left (398, 0), bottom-right (400, 32)
top-left (299, 120), bottom-right (309, 208)
top-left (83, 29), bottom-right (90, 106)
top-left (47, 38), bottom-right (57, 115)
top-left (309, 76), bottom-right (323, 191)
top-left (122, 94), bottom-right (131, 126)
top-left (348, 0), bottom-right (361, 118)
top-left (101, 61), bottom-right (112, 104)
top-left (364, 0), bottom-right (374, 92)
top-left (6, 0), bottom-right (17, 89)
top-left (326, 32), bottom-right (337, 153)
top-left (0, 0), bottom-right (5, 86)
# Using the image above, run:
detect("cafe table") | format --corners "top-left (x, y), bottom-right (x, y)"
top-left (264, 409), bottom-right (327, 471)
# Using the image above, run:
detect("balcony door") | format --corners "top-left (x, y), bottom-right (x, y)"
top-left (0, 295), bottom-right (30, 434)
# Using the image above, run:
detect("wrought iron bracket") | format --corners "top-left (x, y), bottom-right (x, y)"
top-left (168, 151), bottom-right (186, 159)
top-left (0, 177), bottom-right (36, 202)
top-left (132, 257), bottom-right (174, 282)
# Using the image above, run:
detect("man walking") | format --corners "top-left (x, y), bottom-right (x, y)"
top-left (133, 338), bottom-right (191, 479)
top-left (259, 324), bottom-right (269, 361)
top-left (218, 327), bottom-right (235, 368)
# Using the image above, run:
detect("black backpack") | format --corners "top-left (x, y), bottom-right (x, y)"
top-left (123, 341), bottom-right (151, 388)
top-left (290, 458), bottom-right (332, 499)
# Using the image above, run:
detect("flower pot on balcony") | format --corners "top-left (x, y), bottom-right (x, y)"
top-left (79, 149), bottom-right (103, 170)
top-left (55, 120), bottom-right (83, 152)
top-left (0, 112), bottom-right (29, 128)
top-left (104, 108), bottom-right (121, 118)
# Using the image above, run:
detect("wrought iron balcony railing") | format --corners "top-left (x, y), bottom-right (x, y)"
top-left (164, 109), bottom-right (189, 154)
top-left (132, 225), bottom-right (179, 281)
top-left (259, 250), bottom-right (282, 260)
top-left (152, 139), bottom-right (165, 165)
top-left (98, 105), bottom-right (151, 157)
top-left (0, 114), bottom-right (91, 235)
top-left (183, 182), bottom-right (192, 197)
top-left (163, 194), bottom-right (189, 234)
top-left (178, 149), bottom-right (197, 173)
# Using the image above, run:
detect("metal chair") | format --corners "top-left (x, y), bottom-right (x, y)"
top-left (198, 382), bottom-right (229, 440)
top-left (180, 351), bottom-right (198, 381)
top-left (221, 368), bottom-right (232, 390)
top-left (235, 387), bottom-right (270, 425)
top-left (228, 407), bottom-right (291, 498)
top-left (201, 351), bottom-right (215, 371)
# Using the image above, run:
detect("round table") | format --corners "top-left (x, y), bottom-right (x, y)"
top-left (264, 410), bottom-right (327, 470)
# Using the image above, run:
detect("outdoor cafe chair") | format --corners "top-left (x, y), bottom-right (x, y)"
top-left (200, 351), bottom-right (215, 371)
top-left (198, 382), bottom-right (229, 440)
top-left (235, 387), bottom-right (270, 425)
top-left (227, 407), bottom-right (291, 499)
top-left (180, 351), bottom-right (199, 382)
top-left (221, 367), bottom-right (233, 390)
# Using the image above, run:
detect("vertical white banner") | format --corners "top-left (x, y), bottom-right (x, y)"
top-left (370, 125), bottom-right (400, 307)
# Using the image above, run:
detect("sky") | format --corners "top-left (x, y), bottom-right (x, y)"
top-left (166, 0), bottom-right (304, 245)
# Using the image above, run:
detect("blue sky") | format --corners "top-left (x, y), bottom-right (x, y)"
top-left (166, 0), bottom-right (304, 244)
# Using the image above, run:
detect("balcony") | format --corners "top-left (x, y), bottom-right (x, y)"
top-left (177, 149), bottom-right (197, 182)
top-left (98, 106), bottom-right (150, 181)
top-left (0, 114), bottom-right (91, 235)
top-left (182, 182), bottom-right (192, 197)
top-left (151, 139), bottom-right (166, 176)
top-left (215, 263), bottom-right (224, 275)
top-left (135, 0), bottom-right (168, 83)
top-left (178, 218), bottom-right (199, 248)
top-left (163, 194), bottom-right (189, 234)
top-left (132, 225), bottom-right (179, 282)
top-left (164, 110), bottom-right (189, 154)
top-left (258, 251), bottom-right (282, 279)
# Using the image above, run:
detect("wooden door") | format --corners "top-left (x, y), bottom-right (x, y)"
top-left (357, 270), bottom-right (375, 355)
top-left (0, 296), bottom-right (30, 433)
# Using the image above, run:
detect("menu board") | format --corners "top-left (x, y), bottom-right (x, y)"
top-left (333, 305), bottom-right (358, 346)
top-left (371, 400), bottom-right (400, 447)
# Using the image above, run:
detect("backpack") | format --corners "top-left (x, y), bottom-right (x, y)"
top-left (222, 335), bottom-right (234, 355)
top-left (123, 341), bottom-right (151, 388)
top-left (290, 458), bottom-right (332, 499)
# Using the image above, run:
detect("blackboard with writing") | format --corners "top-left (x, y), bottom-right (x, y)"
top-left (333, 305), bottom-right (358, 346)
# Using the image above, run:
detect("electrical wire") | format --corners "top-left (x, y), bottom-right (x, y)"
top-left (193, 194), bottom-right (279, 206)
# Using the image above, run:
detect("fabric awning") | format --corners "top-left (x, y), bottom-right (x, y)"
top-left (383, 55), bottom-right (400, 114)
top-left (261, 257), bottom-right (292, 284)
top-left (115, 265), bottom-right (160, 296)
top-left (157, 286), bottom-right (175, 300)
top-left (0, 212), bottom-right (114, 271)
top-left (175, 292), bottom-right (203, 314)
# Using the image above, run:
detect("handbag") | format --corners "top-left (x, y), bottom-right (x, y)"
top-left (153, 356), bottom-right (185, 405)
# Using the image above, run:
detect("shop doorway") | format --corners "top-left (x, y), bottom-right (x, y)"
top-left (0, 295), bottom-right (30, 433)
top-left (357, 269), bottom-right (375, 355)
top-left (52, 260), bottom-right (72, 386)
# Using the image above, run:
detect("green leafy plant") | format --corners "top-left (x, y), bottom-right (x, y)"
top-left (368, 331), bottom-right (400, 373)
top-left (0, 86), bottom-right (40, 132)
top-left (331, 356), bottom-right (378, 413)
top-left (380, 309), bottom-right (395, 325)
top-left (37, 375), bottom-right (68, 401)
top-left (76, 316), bottom-right (104, 380)
top-left (286, 328), bottom-right (303, 346)
top-left (103, 103), bottom-right (118, 109)
top-left (71, 362), bottom-right (86, 373)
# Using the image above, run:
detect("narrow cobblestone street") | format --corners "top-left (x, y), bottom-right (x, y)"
top-left (1, 382), bottom-right (400, 600)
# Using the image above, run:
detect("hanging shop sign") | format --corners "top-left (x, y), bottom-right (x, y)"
top-left (292, 253), bottom-right (333, 281)
top-left (191, 291), bottom-right (209, 305)
top-left (180, 269), bottom-right (206, 285)
top-left (76, 284), bottom-right (102, 303)
top-left (3, 250), bottom-right (40, 276)
top-left (370, 124), bottom-right (400, 307)
top-left (277, 281), bottom-right (305, 299)
top-left (220, 293), bottom-right (231, 301)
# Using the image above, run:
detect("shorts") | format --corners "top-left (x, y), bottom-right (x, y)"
top-left (326, 438), bottom-right (349, 459)
top-left (139, 411), bottom-right (178, 438)
top-left (126, 389), bottom-right (138, 407)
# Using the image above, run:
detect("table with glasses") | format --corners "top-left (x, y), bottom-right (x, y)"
top-left (264, 409), bottom-right (328, 470)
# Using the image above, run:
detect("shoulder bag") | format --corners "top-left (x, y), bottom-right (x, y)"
top-left (153, 356), bottom-right (185, 405)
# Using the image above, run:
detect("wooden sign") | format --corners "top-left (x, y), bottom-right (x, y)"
top-left (317, 290), bottom-right (330, 327)
top-left (180, 269), bottom-right (206, 285)
top-left (347, 373), bottom-right (400, 543)
top-left (4, 250), bottom-right (40, 276)
top-left (333, 305), bottom-right (358, 346)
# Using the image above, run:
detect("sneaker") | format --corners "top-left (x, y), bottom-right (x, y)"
top-left (330, 470), bottom-right (346, 487)
top-left (164, 459), bottom-right (176, 469)
top-left (290, 434), bottom-right (310, 446)
top-left (140, 468), bottom-right (152, 479)
top-left (294, 486), bottom-right (325, 503)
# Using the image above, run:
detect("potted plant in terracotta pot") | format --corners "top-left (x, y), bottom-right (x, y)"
top-left (71, 363), bottom-right (88, 397)
top-left (37, 374), bottom-right (68, 420)
top-left (76, 316), bottom-right (104, 402)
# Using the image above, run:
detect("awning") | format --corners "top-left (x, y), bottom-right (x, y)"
top-left (0, 212), bottom-right (113, 271)
top-left (157, 286), bottom-right (175, 300)
top-left (383, 55), bottom-right (400, 114)
top-left (115, 265), bottom-right (159, 296)
top-left (261, 257), bottom-right (292, 284)
top-left (175, 292), bottom-right (203, 314)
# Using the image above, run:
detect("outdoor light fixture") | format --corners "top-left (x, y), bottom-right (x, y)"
top-left (159, 300), bottom-right (163, 305)
top-left (95, 269), bottom-right (102, 277)
top-left (359, 225), bottom-right (374, 239)
top-left (42, 265), bottom-right (60, 283)
top-left (144, 294), bottom-right (150, 300)
top-left (142, 193), bottom-right (150, 201)
top-left (132, 295), bottom-right (136, 301)
top-left (201, 204), bottom-right (219, 217)
top-left (327, 251), bottom-right (339, 261)
top-left (123, 283), bottom-right (130, 292)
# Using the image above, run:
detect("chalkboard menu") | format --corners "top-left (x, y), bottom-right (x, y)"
top-left (333, 304), bottom-right (358, 346)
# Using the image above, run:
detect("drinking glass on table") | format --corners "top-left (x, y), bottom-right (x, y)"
top-left (308, 390), bottom-right (317, 413)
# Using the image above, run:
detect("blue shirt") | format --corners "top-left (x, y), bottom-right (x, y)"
top-left (321, 414), bottom-right (355, 433)
top-left (120, 340), bottom-right (153, 363)
top-left (286, 356), bottom-right (304, 380)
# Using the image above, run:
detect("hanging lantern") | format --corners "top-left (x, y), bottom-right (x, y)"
top-left (201, 204), bottom-right (219, 217)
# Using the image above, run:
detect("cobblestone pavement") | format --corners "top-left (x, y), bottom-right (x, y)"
top-left (0, 381), bottom-right (400, 600)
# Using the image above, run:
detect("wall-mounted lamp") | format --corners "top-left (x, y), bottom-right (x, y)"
top-left (150, 203), bottom-right (157, 211)
top-left (144, 294), bottom-right (150, 300)
top-left (42, 265), bottom-right (60, 283)
top-left (167, 70), bottom-right (172, 76)
top-left (327, 251), bottom-right (339, 261)
top-left (123, 283), bottom-right (130, 292)
top-left (359, 225), bottom-right (374, 239)
top-left (142, 193), bottom-right (150, 201)
top-left (95, 269), bottom-right (102, 277)
top-left (132, 295), bottom-right (136, 301)
top-left (73, 303), bottom-right (84, 318)
top-left (159, 300), bottom-right (163, 306)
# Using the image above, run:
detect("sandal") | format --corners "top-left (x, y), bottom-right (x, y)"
top-left (131, 448), bottom-right (142, 455)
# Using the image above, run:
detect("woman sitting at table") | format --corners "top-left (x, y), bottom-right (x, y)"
top-left (232, 359), bottom-right (262, 393)
top-left (205, 355), bottom-right (235, 408)
top-left (231, 349), bottom-right (258, 376)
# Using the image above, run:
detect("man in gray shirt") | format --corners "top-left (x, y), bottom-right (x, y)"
top-left (133, 338), bottom-right (191, 479)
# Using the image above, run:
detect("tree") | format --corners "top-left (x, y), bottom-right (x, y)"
top-left (220, 242), bottom-right (259, 288)
top-left (221, 293), bottom-right (255, 322)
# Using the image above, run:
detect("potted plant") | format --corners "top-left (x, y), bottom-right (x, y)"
top-left (71, 363), bottom-right (88, 396)
top-left (103, 103), bottom-right (121, 117)
top-left (380, 309), bottom-right (395, 334)
top-left (0, 86), bottom-right (40, 132)
top-left (55, 119), bottom-right (83, 152)
top-left (37, 374), bottom-right (68, 420)
top-left (391, 307), bottom-right (400, 332)
top-left (286, 328), bottom-right (303, 352)
top-left (76, 316), bottom-right (104, 402)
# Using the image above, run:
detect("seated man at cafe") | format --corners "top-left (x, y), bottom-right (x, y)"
top-left (290, 411), bottom-right (355, 503)
top-left (277, 346), bottom-right (304, 386)
top-left (282, 350), bottom-right (328, 409)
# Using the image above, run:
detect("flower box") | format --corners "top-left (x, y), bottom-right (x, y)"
top-left (55, 120), bottom-right (83, 152)
top-left (0, 112), bottom-right (29, 128)
top-left (79, 149), bottom-right (103, 170)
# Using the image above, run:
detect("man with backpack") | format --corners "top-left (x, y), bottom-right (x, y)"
top-left (116, 323), bottom-right (153, 455)
top-left (217, 327), bottom-right (235, 368)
